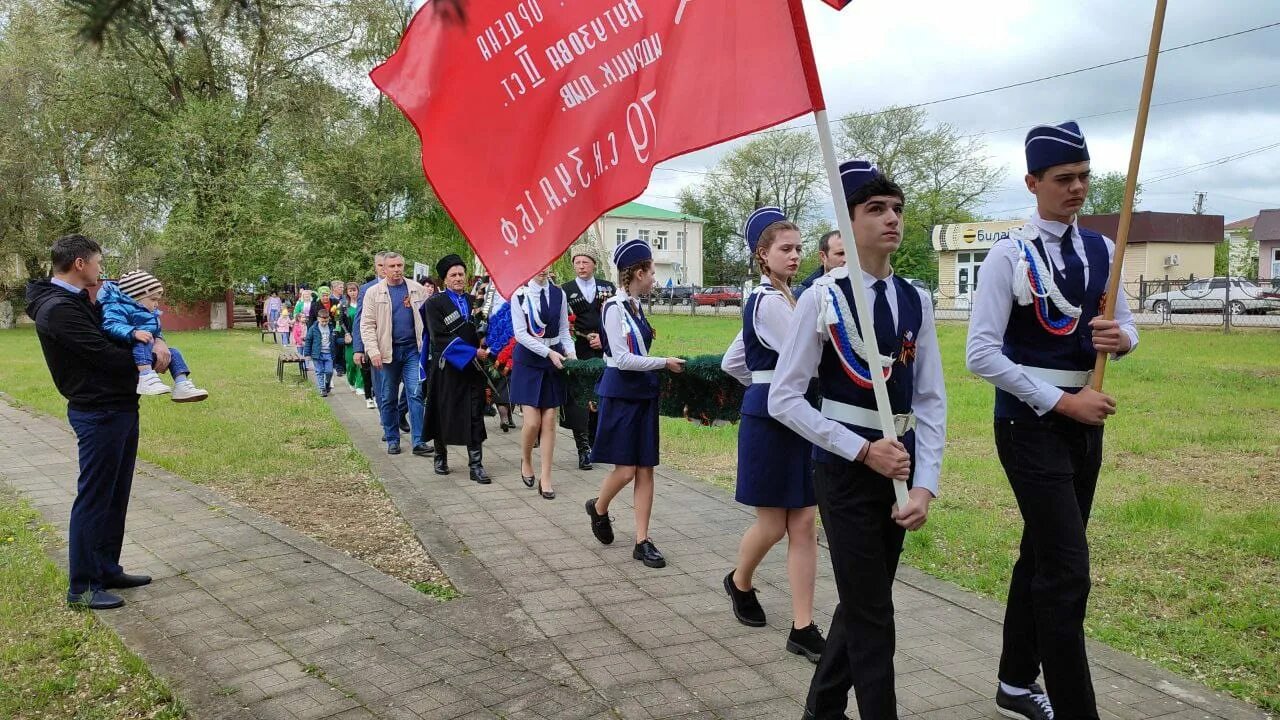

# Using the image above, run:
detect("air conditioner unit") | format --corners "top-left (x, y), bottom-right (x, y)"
top-left (1163, 254), bottom-right (1180, 267)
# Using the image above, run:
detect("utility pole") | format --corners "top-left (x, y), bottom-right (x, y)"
top-left (1192, 191), bottom-right (1206, 215)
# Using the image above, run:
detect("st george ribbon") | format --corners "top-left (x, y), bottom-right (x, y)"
top-left (370, 0), bottom-right (825, 296)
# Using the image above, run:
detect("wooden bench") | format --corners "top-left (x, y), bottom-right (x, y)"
top-left (277, 351), bottom-right (309, 383)
top-left (261, 328), bottom-right (278, 343)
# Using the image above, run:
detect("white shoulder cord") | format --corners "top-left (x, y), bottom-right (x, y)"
top-left (1010, 224), bottom-right (1083, 319)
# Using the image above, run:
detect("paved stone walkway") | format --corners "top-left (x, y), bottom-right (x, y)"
top-left (0, 395), bottom-right (1267, 720)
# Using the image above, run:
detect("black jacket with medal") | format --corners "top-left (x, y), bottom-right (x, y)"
top-left (424, 290), bottom-right (487, 446)
top-left (560, 277), bottom-right (615, 360)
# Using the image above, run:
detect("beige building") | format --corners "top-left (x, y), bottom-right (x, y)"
top-left (580, 202), bottom-right (706, 287)
top-left (931, 212), bottom-right (1223, 308)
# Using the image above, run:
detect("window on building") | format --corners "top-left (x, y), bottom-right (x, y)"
top-left (654, 230), bottom-right (668, 250)
top-left (676, 231), bottom-right (686, 250)
top-left (616, 228), bottom-right (628, 247)
top-left (638, 229), bottom-right (650, 244)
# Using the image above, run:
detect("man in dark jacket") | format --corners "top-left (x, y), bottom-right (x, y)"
top-left (560, 244), bottom-right (614, 469)
top-left (794, 230), bottom-right (845, 298)
top-left (26, 234), bottom-right (157, 610)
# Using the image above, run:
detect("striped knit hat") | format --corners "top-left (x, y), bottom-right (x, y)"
top-left (117, 270), bottom-right (164, 301)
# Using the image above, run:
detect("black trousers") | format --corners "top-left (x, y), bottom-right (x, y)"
top-left (995, 416), bottom-right (1103, 720)
top-left (563, 396), bottom-right (597, 453)
top-left (66, 408), bottom-right (139, 595)
top-left (806, 459), bottom-right (906, 720)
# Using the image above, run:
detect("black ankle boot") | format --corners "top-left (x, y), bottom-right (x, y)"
top-left (573, 430), bottom-right (593, 470)
top-left (468, 445), bottom-right (491, 484)
top-left (433, 440), bottom-right (449, 475)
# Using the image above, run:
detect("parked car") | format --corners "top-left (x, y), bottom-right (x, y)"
top-left (901, 277), bottom-right (938, 308)
top-left (692, 286), bottom-right (743, 307)
top-left (1142, 277), bottom-right (1280, 315)
top-left (652, 285), bottom-right (697, 305)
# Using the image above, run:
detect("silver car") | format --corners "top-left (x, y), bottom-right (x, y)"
top-left (1143, 277), bottom-right (1280, 315)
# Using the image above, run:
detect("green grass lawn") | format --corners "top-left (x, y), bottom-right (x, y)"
top-left (0, 492), bottom-right (185, 719)
top-left (646, 314), bottom-right (1280, 712)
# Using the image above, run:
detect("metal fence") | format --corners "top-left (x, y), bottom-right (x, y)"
top-left (642, 279), bottom-right (1280, 330)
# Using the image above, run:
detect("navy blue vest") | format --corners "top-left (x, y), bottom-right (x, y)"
top-left (597, 298), bottom-right (659, 399)
top-left (995, 228), bottom-right (1108, 419)
top-left (815, 274), bottom-right (923, 465)
top-left (741, 286), bottom-right (782, 418)
top-left (513, 285), bottom-right (565, 369)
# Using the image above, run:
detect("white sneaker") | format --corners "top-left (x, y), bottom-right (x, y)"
top-left (171, 378), bottom-right (209, 403)
top-left (352, 386), bottom-right (361, 395)
top-left (365, 398), bottom-right (377, 410)
top-left (137, 374), bottom-right (171, 396)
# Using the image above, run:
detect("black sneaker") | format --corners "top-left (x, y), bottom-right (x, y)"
top-left (633, 539), bottom-right (666, 568)
top-left (723, 570), bottom-right (766, 627)
top-left (786, 623), bottom-right (826, 663)
top-left (387, 442), bottom-right (401, 455)
top-left (585, 498), bottom-right (613, 545)
top-left (996, 683), bottom-right (1054, 720)
top-left (412, 443), bottom-right (433, 457)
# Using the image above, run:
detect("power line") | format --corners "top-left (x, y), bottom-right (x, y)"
top-left (1143, 140), bottom-right (1280, 184)
top-left (755, 20), bottom-right (1280, 136)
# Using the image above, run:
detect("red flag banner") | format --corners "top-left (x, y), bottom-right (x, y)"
top-left (821, 0), bottom-right (854, 8)
top-left (371, 0), bottom-right (824, 296)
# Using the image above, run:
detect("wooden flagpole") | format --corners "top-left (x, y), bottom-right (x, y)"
top-left (1093, 0), bottom-right (1168, 390)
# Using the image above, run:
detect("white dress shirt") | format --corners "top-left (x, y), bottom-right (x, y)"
top-left (769, 268), bottom-right (947, 497)
top-left (575, 276), bottom-right (598, 304)
top-left (965, 211), bottom-right (1139, 416)
top-left (721, 278), bottom-right (791, 387)
top-left (602, 289), bottom-right (667, 372)
top-left (510, 280), bottom-right (575, 359)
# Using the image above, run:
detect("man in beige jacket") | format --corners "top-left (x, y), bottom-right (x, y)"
top-left (359, 252), bottom-right (430, 456)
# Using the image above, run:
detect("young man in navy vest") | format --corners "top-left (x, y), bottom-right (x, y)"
top-left (772, 160), bottom-right (947, 720)
top-left (966, 121), bottom-right (1138, 720)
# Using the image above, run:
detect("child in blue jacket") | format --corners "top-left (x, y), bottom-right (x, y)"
top-left (302, 308), bottom-right (339, 396)
top-left (99, 270), bottom-right (208, 402)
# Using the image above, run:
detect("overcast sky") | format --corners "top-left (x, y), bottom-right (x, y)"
top-left (635, 0), bottom-right (1280, 225)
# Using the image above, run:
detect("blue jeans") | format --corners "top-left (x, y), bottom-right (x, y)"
top-left (66, 408), bottom-right (139, 594)
top-left (311, 354), bottom-right (333, 392)
top-left (377, 345), bottom-right (424, 446)
top-left (133, 341), bottom-right (190, 377)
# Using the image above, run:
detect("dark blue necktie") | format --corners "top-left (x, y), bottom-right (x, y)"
top-left (538, 288), bottom-right (550, 320)
top-left (872, 280), bottom-right (896, 354)
top-left (1058, 228), bottom-right (1086, 302)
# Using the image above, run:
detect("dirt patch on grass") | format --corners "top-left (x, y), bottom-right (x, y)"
top-left (205, 465), bottom-right (447, 588)
top-left (1114, 447), bottom-right (1280, 504)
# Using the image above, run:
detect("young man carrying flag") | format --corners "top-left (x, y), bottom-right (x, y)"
top-left (966, 121), bottom-right (1138, 720)
top-left (771, 161), bottom-right (947, 720)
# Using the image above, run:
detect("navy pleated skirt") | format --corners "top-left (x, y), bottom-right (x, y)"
top-left (591, 396), bottom-right (659, 467)
top-left (510, 362), bottom-right (567, 408)
top-left (735, 413), bottom-right (816, 508)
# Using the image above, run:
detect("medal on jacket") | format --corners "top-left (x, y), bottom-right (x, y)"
top-left (403, 296), bottom-right (412, 308)
top-left (816, 271), bottom-right (893, 389)
top-left (898, 330), bottom-right (917, 366)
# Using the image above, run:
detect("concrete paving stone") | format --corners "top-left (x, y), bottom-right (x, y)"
top-left (607, 678), bottom-right (709, 719)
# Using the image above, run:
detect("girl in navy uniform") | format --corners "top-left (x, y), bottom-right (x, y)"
top-left (966, 122), bottom-right (1138, 720)
top-left (720, 207), bottom-right (825, 663)
top-left (510, 267), bottom-right (576, 499)
top-left (584, 239), bottom-right (685, 569)
top-left (771, 161), bottom-right (947, 720)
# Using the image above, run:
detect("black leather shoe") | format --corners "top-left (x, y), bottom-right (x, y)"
top-left (578, 452), bottom-right (593, 471)
top-left (585, 498), bottom-right (613, 545)
top-left (521, 469), bottom-right (536, 488)
top-left (995, 683), bottom-right (1054, 720)
top-left (538, 479), bottom-right (555, 500)
top-left (724, 570), bottom-right (766, 627)
top-left (786, 623), bottom-right (826, 663)
top-left (67, 589), bottom-right (125, 610)
top-left (800, 710), bottom-right (849, 720)
top-left (467, 446), bottom-right (490, 484)
top-left (434, 440), bottom-right (449, 474)
top-left (102, 572), bottom-right (152, 590)
top-left (387, 441), bottom-right (401, 455)
top-left (412, 443), bottom-right (434, 457)
top-left (633, 539), bottom-right (666, 568)
top-left (399, 416), bottom-right (411, 433)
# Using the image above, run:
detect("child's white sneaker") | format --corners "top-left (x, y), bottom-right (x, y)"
top-left (171, 377), bottom-right (209, 403)
top-left (137, 373), bottom-right (171, 396)
top-left (365, 398), bottom-right (377, 410)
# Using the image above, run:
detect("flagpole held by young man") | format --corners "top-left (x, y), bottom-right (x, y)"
top-left (788, 0), bottom-right (910, 510)
top-left (1092, 0), bottom-right (1167, 391)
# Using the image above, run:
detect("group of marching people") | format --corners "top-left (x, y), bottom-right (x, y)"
top-left (398, 120), bottom-right (1136, 720)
